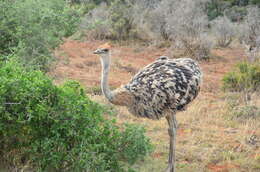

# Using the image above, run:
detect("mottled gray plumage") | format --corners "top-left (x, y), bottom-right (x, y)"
top-left (124, 56), bottom-right (202, 120)
top-left (93, 44), bottom-right (202, 172)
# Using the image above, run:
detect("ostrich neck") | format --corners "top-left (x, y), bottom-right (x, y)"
top-left (100, 54), bottom-right (113, 102)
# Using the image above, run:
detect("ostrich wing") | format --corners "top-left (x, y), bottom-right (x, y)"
top-left (124, 57), bottom-right (202, 120)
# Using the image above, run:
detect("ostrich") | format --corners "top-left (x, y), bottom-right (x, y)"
top-left (93, 43), bottom-right (202, 172)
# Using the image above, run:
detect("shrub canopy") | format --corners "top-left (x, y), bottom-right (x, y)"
top-left (0, 59), bottom-right (152, 171)
top-left (0, 0), bottom-right (80, 71)
top-left (223, 62), bottom-right (260, 91)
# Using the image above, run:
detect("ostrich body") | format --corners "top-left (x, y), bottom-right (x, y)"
top-left (93, 43), bottom-right (202, 172)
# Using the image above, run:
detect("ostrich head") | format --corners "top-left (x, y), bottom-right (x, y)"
top-left (93, 43), bottom-right (111, 59)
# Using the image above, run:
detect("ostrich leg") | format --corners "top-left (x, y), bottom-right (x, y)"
top-left (165, 114), bottom-right (177, 172)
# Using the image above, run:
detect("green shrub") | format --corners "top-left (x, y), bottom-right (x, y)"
top-left (223, 62), bottom-right (260, 91)
top-left (118, 124), bottom-right (154, 165)
top-left (0, 59), bottom-right (152, 171)
top-left (0, 0), bottom-right (80, 71)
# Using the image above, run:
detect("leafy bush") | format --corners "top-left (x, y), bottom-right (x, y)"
top-left (211, 16), bottom-right (236, 47)
top-left (0, 59), bottom-right (152, 171)
top-left (0, 0), bottom-right (80, 71)
top-left (223, 62), bottom-right (260, 91)
top-left (118, 124), bottom-right (153, 165)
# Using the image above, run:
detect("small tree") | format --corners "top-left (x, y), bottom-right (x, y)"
top-left (211, 16), bottom-right (236, 47)
top-left (81, 3), bottom-right (111, 39)
top-left (236, 6), bottom-right (260, 62)
top-left (164, 0), bottom-right (212, 60)
top-left (83, 0), bottom-right (137, 40)
top-left (109, 0), bottom-right (134, 40)
top-left (130, 0), bottom-right (163, 41)
top-left (238, 6), bottom-right (260, 46)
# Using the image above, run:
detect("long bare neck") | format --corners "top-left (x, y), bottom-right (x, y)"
top-left (100, 54), bottom-right (113, 102)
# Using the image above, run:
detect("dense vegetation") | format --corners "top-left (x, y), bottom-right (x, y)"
top-left (79, 0), bottom-right (260, 60)
top-left (0, 59), bottom-right (152, 171)
top-left (0, 0), bottom-right (80, 71)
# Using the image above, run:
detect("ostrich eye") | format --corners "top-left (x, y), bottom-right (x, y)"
top-left (103, 48), bottom-right (109, 52)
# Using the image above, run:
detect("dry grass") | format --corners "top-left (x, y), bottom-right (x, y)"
top-left (91, 92), bottom-right (260, 172)
top-left (50, 40), bottom-right (260, 172)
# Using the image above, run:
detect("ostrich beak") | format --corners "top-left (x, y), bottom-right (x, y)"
top-left (93, 49), bottom-right (101, 54)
